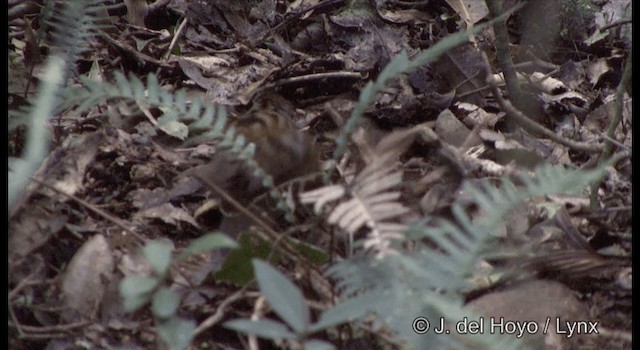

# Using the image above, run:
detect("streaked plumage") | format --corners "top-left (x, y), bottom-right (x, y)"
top-left (189, 93), bottom-right (319, 204)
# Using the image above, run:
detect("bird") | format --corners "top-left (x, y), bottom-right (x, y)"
top-left (185, 92), bottom-right (320, 208)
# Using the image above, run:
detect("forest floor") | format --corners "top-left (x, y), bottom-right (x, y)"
top-left (8, 0), bottom-right (631, 349)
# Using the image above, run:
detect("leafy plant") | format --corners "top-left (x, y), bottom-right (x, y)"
top-left (225, 259), bottom-right (376, 350)
top-left (119, 234), bottom-right (237, 350)
top-left (226, 156), bottom-right (606, 349)
top-left (312, 164), bottom-right (606, 349)
top-left (9, 0), bottom-right (117, 210)
top-left (301, 150), bottom-right (409, 258)
top-left (10, 1), bottom-right (613, 349)
top-left (9, 57), bottom-right (65, 209)
top-left (324, 2), bottom-right (523, 183)
top-left (71, 71), bottom-right (297, 221)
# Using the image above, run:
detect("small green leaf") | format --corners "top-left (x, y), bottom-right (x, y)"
top-left (214, 233), bottom-right (276, 286)
top-left (294, 240), bottom-right (330, 265)
top-left (224, 319), bottom-right (297, 340)
top-left (209, 107), bottom-right (227, 134)
top-left (114, 72), bottom-right (132, 96)
top-left (152, 287), bottom-right (180, 319)
top-left (536, 202), bottom-right (562, 217)
top-left (187, 104), bottom-right (215, 131)
top-left (238, 142), bottom-right (255, 159)
top-left (146, 74), bottom-right (159, 102)
top-left (219, 126), bottom-right (237, 147)
top-left (309, 293), bottom-right (376, 332)
top-left (377, 50), bottom-right (408, 82)
top-left (230, 134), bottom-right (246, 153)
top-left (174, 89), bottom-right (186, 112)
top-left (119, 276), bottom-right (159, 312)
top-left (178, 233), bottom-right (238, 261)
top-left (584, 30), bottom-right (609, 46)
top-left (119, 276), bottom-right (159, 297)
top-left (159, 120), bottom-right (189, 140)
top-left (253, 259), bottom-right (309, 334)
top-left (157, 110), bottom-right (177, 122)
top-left (186, 97), bottom-right (202, 118)
top-left (143, 240), bottom-right (174, 276)
top-left (156, 317), bottom-right (196, 350)
top-left (130, 74), bottom-right (145, 100)
top-left (122, 292), bottom-right (151, 312)
top-left (8, 56), bottom-right (63, 208)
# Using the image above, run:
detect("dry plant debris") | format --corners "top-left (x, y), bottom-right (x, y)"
top-left (8, 0), bottom-right (630, 349)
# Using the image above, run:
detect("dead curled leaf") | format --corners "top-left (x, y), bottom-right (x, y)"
top-left (134, 202), bottom-right (200, 229)
top-left (176, 55), bottom-right (279, 106)
top-left (7, 0), bottom-right (631, 348)
top-left (61, 234), bottom-right (114, 320)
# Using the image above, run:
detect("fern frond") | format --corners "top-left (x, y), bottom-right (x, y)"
top-left (46, 0), bottom-right (119, 82)
top-left (9, 0), bottom-right (121, 211)
top-left (73, 72), bottom-right (296, 221)
top-left (460, 165), bottom-right (606, 257)
top-left (326, 164), bottom-right (605, 350)
top-left (301, 152), bottom-right (409, 257)
top-left (405, 165), bottom-right (608, 290)
top-left (324, 6), bottom-right (523, 183)
top-left (28, 0), bottom-right (56, 53)
top-left (75, 72), bottom-right (227, 138)
top-left (9, 57), bottom-right (66, 210)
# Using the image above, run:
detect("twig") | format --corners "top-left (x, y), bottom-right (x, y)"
top-left (102, 34), bottom-right (174, 68)
top-left (194, 170), bottom-right (335, 301)
top-left (29, 177), bottom-right (146, 243)
top-left (193, 175), bottom-right (334, 300)
top-left (8, 259), bottom-right (44, 301)
top-left (249, 297), bottom-right (267, 350)
top-left (521, 50), bottom-right (560, 72)
top-left (8, 333), bottom-right (67, 340)
top-left (193, 174), bottom-right (290, 252)
top-left (486, 0), bottom-right (523, 114)
top-left (599, 19), bottom-right (632, 33)
top-left (603, 54), bottom-right (632, 158)
top-left (164, 16), bottom-right (188, 60)
top-left (600, 132), bottom-right (630, 151)
top-left (8, 303), bottom-right (25, 338)
top-left (482, 55), bottom-right (604, 154)
top-left (193, 286), bottom-right (251, 337)
top-left (265, 71), bottom-right (363, 90)
top-left (147, 0), bottom-right (171, 13)
top-left (386, 0), bottom-right (430, 7)
top-left (9, 312), bottom-right (89, 340)
top-left (255, 0), bottom-right (345, 43)
top-left (9, 320), bottom-right (90, 333)
top-left (589, 54), bottom-right (632, 208)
